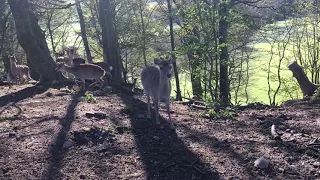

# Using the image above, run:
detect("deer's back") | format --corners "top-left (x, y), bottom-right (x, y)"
top-left (71, 64), bottom-right (105, 79)
top-left (141, 66), bottom-right (160, 96)
top-left (93, 62), bottom-right (112, 73)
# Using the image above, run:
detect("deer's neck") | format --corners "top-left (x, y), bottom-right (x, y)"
top-left (64, 66), bottom-right (77, 74)
top-left (159, 75), bottom-right (171, 93)
top-left (10, 60), bottom-right (17, 70)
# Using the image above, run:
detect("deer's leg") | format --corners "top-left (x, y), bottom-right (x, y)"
top-left (99, 77), bottom-right (104, 88)
top-left (165, 100), bottom-right (174, 129)
top-left (81, 79), bottom-right (86, 91)
top-left (153, 97), bottom-right (160, 125)
top-left (26, 69), bottom-right (32, 81)
top-left (147, 95), bottom-right (151, 118)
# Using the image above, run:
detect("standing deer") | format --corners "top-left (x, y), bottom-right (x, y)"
top-left (55, 62), bottom-right (106, 90)
top-left (9, 55), bottom-right (32, 84)
top-left (72, 57), bottom-right (113, 84)
top-left (141, 57), bottom-right (175, 129)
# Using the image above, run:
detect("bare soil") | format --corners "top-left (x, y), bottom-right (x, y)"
top-left (0, 84), bottom-right (319, 180)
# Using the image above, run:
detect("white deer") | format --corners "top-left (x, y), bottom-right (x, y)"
top-left (141, 57), bottom-right (175, 129)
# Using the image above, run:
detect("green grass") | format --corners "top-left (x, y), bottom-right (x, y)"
top-left (170, 19), bottom-right (309, 105)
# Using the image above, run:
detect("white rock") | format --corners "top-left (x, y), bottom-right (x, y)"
top-left (313, 161), bottom-right (320, 168)
top-left (254, 156), bottom-right (269, 169)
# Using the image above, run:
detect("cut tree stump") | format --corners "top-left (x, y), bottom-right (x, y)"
top-left (288, 61), bottom-right (318, 96)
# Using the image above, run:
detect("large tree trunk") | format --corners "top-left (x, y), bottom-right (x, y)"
top-left (0, 0), bottom-right (11, 74)
top-left (7, 0), bottom-right (58, 84)
top-left (76, 0), bottom-right (93, 63)
top-left (99, 0), bottom-right (122, 84)
top-left (219, 1), bottom-right (230, 105)
top-left (288, 61), bottom-right (317, 96)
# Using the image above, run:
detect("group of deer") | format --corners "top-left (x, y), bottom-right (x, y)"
top-left (6, 47), bottom-right (176, 129)
top-left (54, 47), bottom-right (113, 90)
top-left (56, 48), bottom-right (175, 128)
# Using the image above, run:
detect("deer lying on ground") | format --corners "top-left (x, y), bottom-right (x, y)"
top-left (9, 55), bottom-right (33, 84)
top-left (55, 62), bottom-right (106, 90)
top-left (141, 57), bottom-right (175, 129)
top-left (122, 78), bottom-right (137, 92)
top-left (72, 57), bottom-right (113, 84)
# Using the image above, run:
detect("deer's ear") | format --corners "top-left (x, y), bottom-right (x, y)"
top-left (154, 58), bottom-right (161, 65)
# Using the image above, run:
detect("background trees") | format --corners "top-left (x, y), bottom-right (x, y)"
top-left (1, 0), bottom-right (319, 106)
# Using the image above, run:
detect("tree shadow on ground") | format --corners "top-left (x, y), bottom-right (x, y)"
top-left (41, 92), bottom-right (83, 180)
top-left (118, 93), bottom-right (220, 180)
top-left (178, 123), bottom-right (279, 179)
top-left (0, 85), bottom-right (49, 107)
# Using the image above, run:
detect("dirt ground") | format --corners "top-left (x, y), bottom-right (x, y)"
top-left (0, 84), bottom-right (319, 180)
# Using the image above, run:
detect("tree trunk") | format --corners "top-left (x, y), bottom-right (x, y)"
top-left (167, 0), bottom-right (182, 101)
top-left (219, 0), bottom-right (230, 105)
top-left (7, 0), bottom-right (58, 84)
top-left (27, 56), bottom-right (40, 80)
top-left (76, 0), bottom-right (93, 63)
top-left (188, 53), bottom-right (203, 97)
top-left (0, 1), bottom-right (11, 74)
top-left (288, 61), bottom-right (317, 96)
top-left (99, 0), bottom-right (122, 84)
top-left (139, 0), bottom-right (147, 67)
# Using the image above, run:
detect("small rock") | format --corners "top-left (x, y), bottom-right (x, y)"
top-left (313, 161), bottom-right (320, 168)
top-left (284, 116), bottom-right (292, 120)
top-left (45, 92), bottom-right (53, 97)
top-left (62, 140), bottom-right (73, 149)
top-left (93, 112), bottom-right (107, 119)
top-left (256, 116), bottom-right (265, 120)
top-left (153, 136), bottom-right (160, 141)
top-left (82, 127), bottom-right (91, 131)
top-left (8, 132), bottom-right (16, 138)
top-left (116, 127), bottom-right (125, 134)
top-left (79, 174), bottom-right (86, 179)
top-left (277, 114), bottom-right (286, 119)
top-left (254, 156), bottom-right (269, 169)
top-left (2, 167), bottom-right (9, 174)
top-left (285, 129), bottom-right (291, 132)
top-left (290, 130), bottom-right (296, 134)
top-left (278, 167), bottom-right (285, 172)
top-left (85, 112), bottom-right (95, 118)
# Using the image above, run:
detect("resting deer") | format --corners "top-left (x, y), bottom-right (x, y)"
top-left (9, 55), bottom-right (32, 84)
top-left (122, 78), bottom-right (137, 92)
top-left (141, 57), bottom-right (175, 129)
top-left (55, 62), bottom-right (106, 90)
top-left (72, 57), bottom-right (113, 84)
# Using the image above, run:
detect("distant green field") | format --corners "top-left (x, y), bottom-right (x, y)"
top-left (170, 20), bottom-right (307, 105)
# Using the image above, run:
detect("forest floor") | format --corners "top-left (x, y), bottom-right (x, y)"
top-left (0, 84), bottom-right (319, 180)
